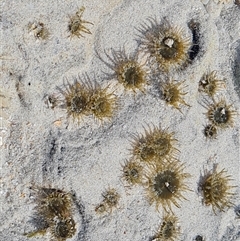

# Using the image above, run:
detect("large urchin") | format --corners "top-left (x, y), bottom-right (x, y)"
top-left (130, 125), bottom-right (179, 164)
top-left (137, 19), bottom-right (191, 73)
top-left (145, 161), bottom-right (190, 212)
top-left (199, 165), bottom-right (235, 213)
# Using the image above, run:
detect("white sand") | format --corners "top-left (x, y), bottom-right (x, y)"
top-left (1, 0), bottom-right (240, 240)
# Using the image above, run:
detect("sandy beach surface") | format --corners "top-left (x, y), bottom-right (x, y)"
top-left (1, 0), bottom-right (240, 240)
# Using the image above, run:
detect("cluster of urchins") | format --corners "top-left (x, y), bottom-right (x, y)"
top-left (198, 71), bottom-right (237, 139)
top-left (120, 124), bottom-right (236, 240)
top-left (25, 187), bottom-right (76, 241)
top-left (27, 6), bottom-right (238, 241)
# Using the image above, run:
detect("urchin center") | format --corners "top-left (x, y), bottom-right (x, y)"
top-left (123, 66), bottom-right (140, 86)
top-left (214, 107), bottom-right (229, 124)
top-left (130, 168), bottom-right (139, 178)
top-left (153, 170), bottom-right (179, 199)
top-left (71, 95), bottom-right (87, 113)
top-left (160, 37), bottom-right (179, 59)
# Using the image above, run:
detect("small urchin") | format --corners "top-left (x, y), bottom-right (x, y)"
top-left (145, 161), bottom-right (191, 212)
top-left (68, 6), bottom-right (93, 39)
top-left (205, 98), bottom-right (237, 129)
top-left (98, 48), bottom-right (148, 93)
top-left (198, 71), bottom-right (225, 97)
top-left (152, 214), bottom-right (180, 241)
top-left (95, 188), bottom-right (120, 214)
top-left (121, 159), bottom-right (143, 185)
top-left (199, 165), bottom-right (235, 213)
top-left (137, 18), bottom-right (191, 73)
top-left (130, 125), bottom-right (179, 164)
top-left (160, 79), bottom-right (190, 112)
top-left (203, 124), bottom-right (217, 139)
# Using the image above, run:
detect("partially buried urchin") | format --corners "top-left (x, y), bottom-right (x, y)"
top-left (68, 6), bottom-right (93, 38)
top-left (152, 214), bottom-right (180, 241)
top-left (60, 75), bottom-right (118, 123)
top-left (130, 125), bottom-right (179, 164)
top-left (145, 161), bottom-right (190, 212)
top-left (121, 159), bottom-right (143, 185)
top-left (138, 19), bottom-right (191, 72)
top-left (95, 188), bottom-right (120, 214)
top-left (160, 79), bottom-right (190, 112)
top-left (199, 165), bottom-right (235, 213)
top-left (99, 48), bottom-right (148, 93)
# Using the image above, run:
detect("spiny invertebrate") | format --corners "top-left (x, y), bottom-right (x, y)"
top-left (95, 202), bottom-right (108, 215)
top-left (206, 99), bottom-right (237, 129)
top-left (145, 161), bottom-right (190, 212)
top-left (130, 125), bottom-right (179, 164)
top-left (152, 214), bottom-right (180, 241)
top-left (121, 159), bottom-right (143, 185)
top-left (68, 6), bottom-right (93, 38)
top-left (50, 217), bottom-right (76, 241)
top-left (138, 19), bottom-right (191, 72)
top-left (35, 187), bottom-right (73, 219)
top-left (98, 48), bottom-right (148, 93)
top-left (199, 165), bottom-right (235, 213)
top-left (87, 81), bottom-right (118, 121)
top-left (95, 188), bottom-right (120, 214)
top-left (60, 75), bottom-right (118, 122)
top-left (102, 188), bottom-right (120, 209)
top-left (61, 79), bottom-right (91, 122)
top-left (28, 21), bottom-right (50, 40)
top-left (160, 79), bottom-right (190, 112)
top-left (25, 187), bottom-right (75, 239)
top-left (203, 124), bottom-right (217, 139)
top-left (198, 71), bottom-right (225, 97)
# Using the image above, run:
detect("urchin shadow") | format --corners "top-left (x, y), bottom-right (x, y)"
top-left (28, 213), bottom-right (49, 231)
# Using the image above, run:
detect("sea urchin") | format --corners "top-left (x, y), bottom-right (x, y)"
top-left (98, 48), bottom-right (148, 93)
top-left (130, 125), bottom-right (179, 164)
top-left (199, 165), bottom-right (235, 213)
top-left (145, 161), bottom-right (190, 212)
top-left (138, 19), bottom-right (191, 73)
top-left (152, 214), bottom-right (180, 241)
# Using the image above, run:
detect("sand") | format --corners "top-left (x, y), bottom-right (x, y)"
top-left (1, 0), bottom-right (240, 240)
